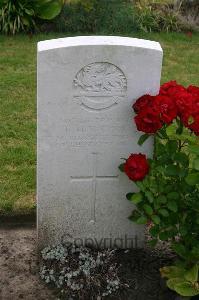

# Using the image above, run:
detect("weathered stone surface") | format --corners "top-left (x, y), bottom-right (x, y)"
top-left (37, 36), bottom-right (163, 249)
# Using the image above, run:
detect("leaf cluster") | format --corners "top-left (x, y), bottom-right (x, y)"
top-left (160, 265), bottom-right (199, 297)
top-left (127, 122), bottom-right (199, 267)
top-left (0, 0), bottom-right (62, 34)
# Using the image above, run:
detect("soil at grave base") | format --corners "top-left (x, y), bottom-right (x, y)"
top-left (0, 226), bottom-right (56, 300)
top-left (0, 225), bottom-right (176, 300)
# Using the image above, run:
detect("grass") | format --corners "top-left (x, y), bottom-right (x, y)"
top-left (0, 32), bottom-right (199, 215)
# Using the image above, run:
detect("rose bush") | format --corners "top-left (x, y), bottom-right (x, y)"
top-left (119, 81), bottom-right (199, 298)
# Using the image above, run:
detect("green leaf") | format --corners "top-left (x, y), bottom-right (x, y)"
top-left (167, 140), bottom-right (178, 154)
top-left (136, 181), bottom-right (145, 190)
top-left (22, 17), bottom-right (30, 26)
top-left (154, 199), bottom-right (161, 210)
top-left (166, 122), bottom-right (177, 137)
top-left (159, 231), bottom-right (169, 241)
top-left (172, 243), bottom-right (186, 258)
top-left (142, 176), bottom-right (150, 187)
top-left (164, 165), bottom-right (179, 176)
top-left (167, 192), bottom-right (180, 200)
top-left (188, 145), bottom-right (199, 155)
top-left (160, 266), bottom-right (186, 279)
top-left (168, 201), bottom-right (178, 212)
top-left (143, 204), bottom-right (153, 215)
top-left (148, 239), bottom-right (158, 247)
top-left (166, 278), bottom-right (185, 291)
top-left (179, 168), bottom-right (188, 178)
top-left (151, 215), bottom-right (160, 224)
top-left (184, 265), bottom-right (199, 283)
top-left (167, 228), bottom-right (178, 238)
top-left (159, 126), bottom-right (168, 138)
top-left (164, 184), bottom-right (173, 193)
top-left (159, 153), bottom-right (172, 164)
top-left (149, 225), bottom-right (159, 237)
top-left (136, 216), bottom-right (148, 224)
top-left (24, 8), bottom-right (34, 16)
top-left (193, 158), bottom-right (199, 171)
top-left (176, 121), bottom-right (183, 134)
top-left (138, 133), bottom-right (150, 146)
top-left (159, 208), bottom-right (169, 217)
top-left (148, 180), bottom-right (158, 193)
top-left (145, 191), bottom-right (154, 203)
top-left (126, 193), bottom-right (134, 200)
top-left (190, 247), bottom-right (199, 260)
top-left (130, 193), bottom-right (143, 204)
top-left (118, 163), bottom-right (125, 172)
top-left (0, 0), bottom-right (7, 7)
top-left (173, 152), bottom-right (189, 167)
top-left (179, 225), bottom-right (188, 236)
top-left (128, 210), bottom-right (141, 222)
top-left (37, 1), bottom-right (62, 20)
top-left (156, 165), bottom-right (165, 173)
top-left (175, 281), bottom-right (199, 297)
top-left (185, 172), bottom-right (199, 186)
top-left (156, 142), bottom-right (165, 155)
top-left (157, 195), bottom-right (167, 204)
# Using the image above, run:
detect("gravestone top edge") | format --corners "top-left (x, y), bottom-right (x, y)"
top-left (37, 35), bottom-right (162, 53)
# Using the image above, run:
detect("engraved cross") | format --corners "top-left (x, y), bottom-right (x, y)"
top-left (70, 153), bottom-right (118, 223)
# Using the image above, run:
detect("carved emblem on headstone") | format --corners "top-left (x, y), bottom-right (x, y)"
top-left (73, 62), bottom-right (127, 111)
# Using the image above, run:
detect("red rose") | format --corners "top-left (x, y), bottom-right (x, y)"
top-left (160, 81), bottom-right (186, 97)
top-left (193, 94), bottom-right (199, 114)
top-left (181, 111), bottom-right (199, 136)
top-left (132, 95), bottom-right (154, 114)
top-left (175, 90), bottom-right (194, 116)
top-left (154, 95), bottom-right (177, 124)
top-left (134, 106), bottom-right (162, 133)
top-left (180, 95), bottom-right (199, 136)
top-left (187, 85), bottom-right (199, 97)
top-left (160, 80), bottom-right (178, 93)
top-left (175, 92), bottom-right (199, 117)
top-left (133, 83), bottom-right (199, 135)
top-left (179, 86), bottom-right (199, 136)
top-left (124, 153), bottom-right (149, 181)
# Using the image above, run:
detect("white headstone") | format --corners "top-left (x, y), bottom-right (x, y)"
top-left (37, 36), bottom-right (163, 249)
